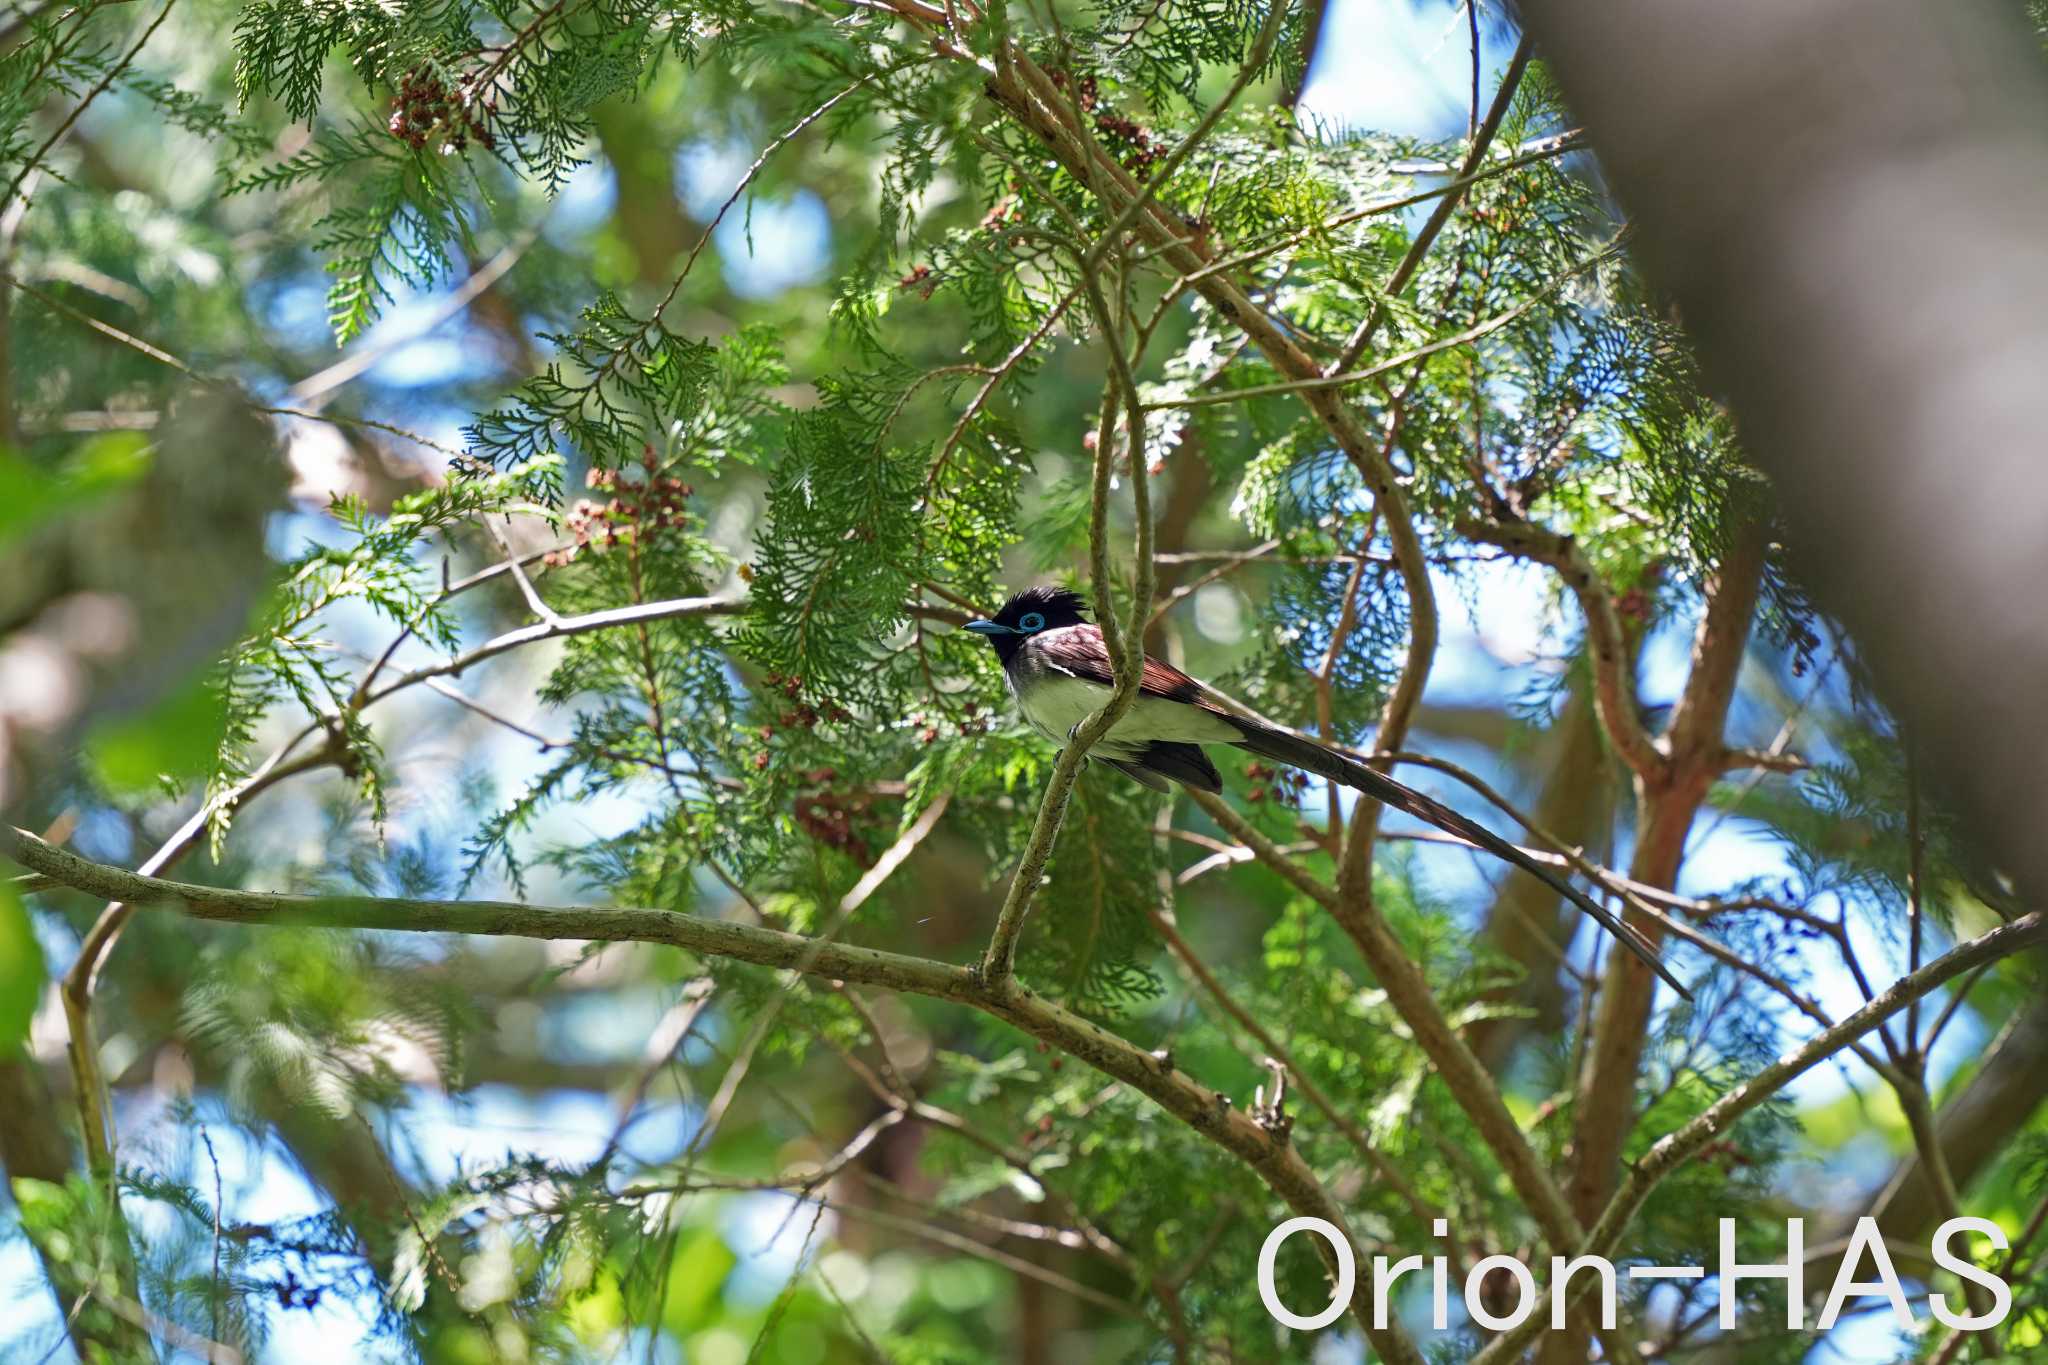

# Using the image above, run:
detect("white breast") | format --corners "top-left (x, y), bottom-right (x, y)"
top-left (1013, 675), bottom-right (1239, 754)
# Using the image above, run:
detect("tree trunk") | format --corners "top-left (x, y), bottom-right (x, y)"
top-left (1515, 0), bottom-right (2048, 903)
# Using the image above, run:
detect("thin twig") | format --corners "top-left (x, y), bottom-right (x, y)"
top-left (1471, 908), bottom-right (2048, 1365)
top-left (359, 594), bottom-right (743, 708)
top-left (59, 735), bottom-right (343, 1173)
top-left (2, 0), bottom-right (179, 218)
top-left (678, 792), bottom-right (952, 1165)
top-left (1329, 33), bottom-right (1533, 375)
top-left (12, 276), bottom-right (468, 457)
top-left (479, 514), bottom-right (562, 627)
top-left (596, 978), bottom-right (715, 1166)
top-left (1906, 736), bottom-right (1926, 1054)
top-left (977, 268), bottom-right (1155, 986)
top-left (200, 1126), bottom-right (224, 1351)
top-left (287, 229), bottom-right (538, 408)
top-left (1079, 0), bottom-right (1290, 274)
top-left (1147, 863), bottom-right (1453, 1258)
top-left (1460, 514), bottom-right (1665, 780)
top-left (1150, 237), bottom-right (1616, 411)
top-left (88, 1288), bottom-right (241, 1364)
top-left (1176, 130), bottom-right (1585, 285)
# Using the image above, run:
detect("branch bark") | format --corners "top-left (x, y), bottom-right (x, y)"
top-left (5, 826), bottom-right (1426, 1365)
top-left (1858, 995), bottom-right (2048, 1245)
top-left (1467, 675), bottom-right (1618, 1071)
top-left (1329, 35), bottom-right (1534, 373)
top-left (1566, 519), bottom-right (1768, 1237)
top-left (358, 593), bottom-right (743, 708)
top-left (1460, 516), bottom-right (1663, 781)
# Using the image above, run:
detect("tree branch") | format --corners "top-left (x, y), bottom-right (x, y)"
top-left (359, 593), bottom-right (744, 708)
top-left (60, 735), bottom-right (345, 1175)
top-left (1328, 34), bottom-right (1535, 374)
top-left (976, 356), bottom-right (1151, 989)
top-left (1460, 515), bottom-right (1664, 780)
top-left (1567, 518), bottom-right (1767, 1242)
top-left (4, 826), bottom-right (1428, 1365)
top-left (1188, 792), bottom-right (1642, 1363)
top-left (1513, 0), bottom-right (2048, 912)
top-left (1474, 907), bottom-right (2048, 1365)
top-left (1, 0), bottom-right (178, 219)
top-left (1857, 996), bottom-right (2048, 1247)
top-left (1147, 875), bottom-right (1451, 1249)
top-left (968, 33), bottom-right (1444, 795)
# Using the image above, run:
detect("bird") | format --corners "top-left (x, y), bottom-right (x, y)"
top-left (964, 584), bottom-right (1685, 995)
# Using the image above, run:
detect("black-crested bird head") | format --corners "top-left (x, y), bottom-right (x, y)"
top-left (964, 585), bottom-right (1088, 664)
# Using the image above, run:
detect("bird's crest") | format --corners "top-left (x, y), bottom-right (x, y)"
top-left (994, 585), bottom-right (1088, 624)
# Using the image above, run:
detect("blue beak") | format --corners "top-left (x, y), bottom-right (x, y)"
top-left (964, 619), bottom-right (1012, 636)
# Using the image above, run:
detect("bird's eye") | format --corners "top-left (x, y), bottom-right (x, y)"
top-left (1017, 612), bottom-right (1046, 632)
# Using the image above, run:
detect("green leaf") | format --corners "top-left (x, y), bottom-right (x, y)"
top-left (0, 883), bottom-right (45, 1057)
top-left (0, 434), bottom-right (153, 546)
top-left (85, 667), bottom-right (230, 797)
top-left (662, 1224), bottom-right (738, 1333)
top-left (8, 1176), bottom-right (69, 1233)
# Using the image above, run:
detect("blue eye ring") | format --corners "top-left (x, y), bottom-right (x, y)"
top-left (1016, 611), bottom-right (1046, 632)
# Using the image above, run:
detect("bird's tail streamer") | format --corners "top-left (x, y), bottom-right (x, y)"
top-left (1225, 718), bottom-right (1690, 998)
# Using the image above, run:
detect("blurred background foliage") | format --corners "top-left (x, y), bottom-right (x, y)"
top-left (1, 0), bottom-right (2044, 1361)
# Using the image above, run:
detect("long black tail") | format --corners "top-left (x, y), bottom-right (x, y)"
top-left (1228, 718), bottom-right (1689, 998)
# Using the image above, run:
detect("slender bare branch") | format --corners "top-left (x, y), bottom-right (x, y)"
top-left (1472, 910), bottom-right (2048, 1365)
top-left (1148, 878), bottom-right (1451, 1251)
top-left (979, 253), bottom-right (1157, 987)
top-left (1329, 35), bottom-right (1535, 374)
top-left (1, 0), bottom-right (179, 218)
top-left (359, 594), bottom-right (743, 707)
top-left (60, 734), bottom-right (344, 1174)
top-left (680, 791), bottom-right (952, 1163)
top-left (1460, 515), bottom-right (1665, 780)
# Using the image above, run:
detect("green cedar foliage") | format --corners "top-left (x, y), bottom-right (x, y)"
top-left (4, 1), bottom-right (2033, 1362)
